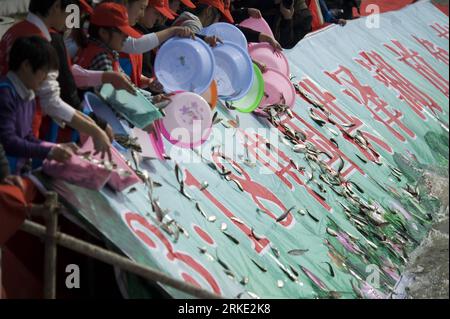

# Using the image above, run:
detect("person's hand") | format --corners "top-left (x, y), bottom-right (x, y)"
top-left (102, 71), bottom-right (136, 95)
top-left (248, 8), bottom-right (262, 19)
top-left (140, 75), bottom-right (153, 89)
top-left (172, 26), bottom-right (195, 39)
top-left (259, 33), bottom-right (282, 52)
top-left (3, 175), bottom-right (26, 193)
top-left (204, 35), bottom-right (223, 47)
top-left (337, 19), bottom-right (347, 26)
top-left (152, 94), bottom-right (172, 105)
top-left (148, 78), bottom-right (164, 94)
top-left (92, 128), bottom-right (112, 161)
top-left (48, 143), bottom-right (78, 163)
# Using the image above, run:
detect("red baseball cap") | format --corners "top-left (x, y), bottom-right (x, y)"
top-left (197, 0), bottom-right (234, 23)
top-left (79, 0), bottom-right (94, 15)
top-left (179, 0), bottom-right (196, 9)
top-left (149, 0), bottom-right (176, 20)
top-left (90, 2), bottom-right (141, 38)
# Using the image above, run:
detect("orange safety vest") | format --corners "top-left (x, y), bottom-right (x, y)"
top-left (119, 28), bottom-right (144, 87)
top-left (75, 41), bottom-right (121, 73)
top-left (0, 20), bottom-right (48, 138)
top-left (307, 0), bottom-right (325, 31)
top-left (119, 51), bottom-right (143, 87)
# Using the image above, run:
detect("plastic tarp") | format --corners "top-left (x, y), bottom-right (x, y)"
top-left (38, 0), bottom-right (449, 299)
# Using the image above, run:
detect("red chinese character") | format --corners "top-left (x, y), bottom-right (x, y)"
top-left (326, 65), bottom-right (416, 142)
top-left (184, 170), bottom-right (271, 254)
top-left (124, 212), bottom-right (222, 294)
top-left (298, 78), bottom-right (394, 157)
top-left (385, 40), bottom-right (449, 98)
top-left (238, 129), bottom-right (333, 211)
top-left (413, 35), bottom-right (449, 65)
top-left (355, 49), bottom-right (443, 119)
top-left (431, 22), bottom-right (449, 40)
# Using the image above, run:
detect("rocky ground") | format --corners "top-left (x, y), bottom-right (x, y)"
top-left (399, 170), bottom-right (449, 299)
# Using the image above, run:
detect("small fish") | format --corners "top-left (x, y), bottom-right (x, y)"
top-left (231, 217), bottom-right (245, 225)
top-left (271, 245), bottom-right (281, 258)
top-left (348, 181), bottom-right (365, 194)
top-left (322, 262), bottom-right (335, 277)
top-left (326, 127), bottom-right (339, 136)
top-left (276, 206), bottom-right (295, 223)
top-left (297, 209), bottom-right (306, 216)
top-left (279, 265), bottom-right (298, 282)
top-left (247, 291), bottom-right (261, 299)
top-left (293, 144), bottom-right (307, 153)
top-left (195, 202), bottom-right (208, 219)
top-left (218, 168), bottom-right (232, 177)
top-left (330, 138), bottom-right (339, 148)
top-left (200, 181), bottom-right (209, 191)
top-left (230, 179), bottom-right (244, 192)
top-left (223, 232), bottom-right (240, 245)
top-left (178, 225), bottom-right (190, 238)
top-left (290, 160), bottom-right (301, 171)
top-left (309, 109), bottom-right (327, 126)
top-left (341, 122), bottom-right (356, 128)
top-left (312, 190), bottom-right (327, 202)
top-left (128, 187), bottom-right (138, 194)
top-left (318, 183), bottom-right (327, 193)
top-left (300, 265), bottom-right (328, 291)
top-left (288, 249), bottom-right (309, 256)
top-left (326, 228), bottom-right (338, 237)
top-left (289, 265), bottom-right (299, 277)
top-left (355, 153), bottom-right (368, 163)
top-left (366, 240), bottom-right (378, 250)
top-left (307, 210), bottom-right (320, 223)
top-left (175, 163), bottom-right (184, 184)
top-left (217, 256), bottom-right (231, 271)
top-left (251, 259), bottom-right (267, 273)
top-left (224, 269), bottom-right (235, 279)
top-left (240, 277), bottom-right (249, 286)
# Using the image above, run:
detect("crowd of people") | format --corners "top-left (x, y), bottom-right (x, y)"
top-left (0, 0), bottom-right (362, 297)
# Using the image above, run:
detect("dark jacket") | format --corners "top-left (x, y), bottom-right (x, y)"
top-left (0, 143), bottom-right (9, 181)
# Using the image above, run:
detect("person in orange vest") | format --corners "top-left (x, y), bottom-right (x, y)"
top-left (134, 0), bottom-right (177, 93)
top-left (76, 0), bottom-right (193, 88)
top-left (0, 0), bottom-right (138, 160)
top-left (172, 0), bottom-right (233, 46)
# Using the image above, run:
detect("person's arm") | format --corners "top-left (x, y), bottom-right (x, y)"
top-left (178, 19), bottom-right (204, 34)
top-left (71, 64), bottom-right (135, 94)
top-left (122, 33), bottom-right (160, 54)
top-left (154, 27), bottom-right (195, 44)
top-left (36, 72), bottom-right (112, 159)
top-left (0, 97), bottom-right (54, 160)
top-left (238, 25), bottom-right (261, 43)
